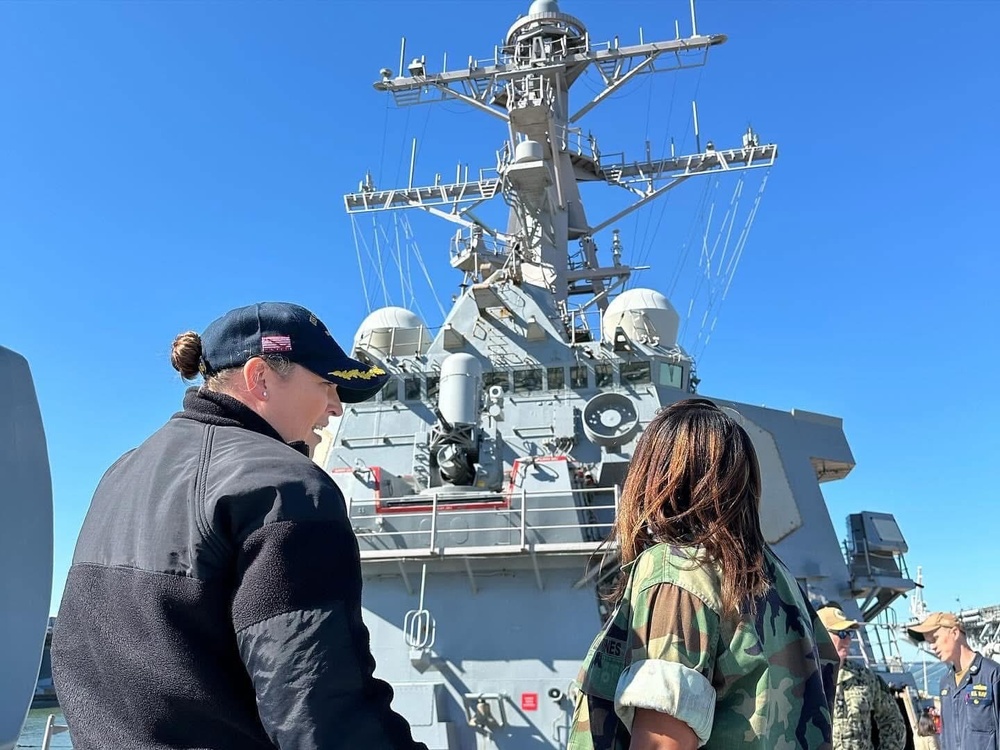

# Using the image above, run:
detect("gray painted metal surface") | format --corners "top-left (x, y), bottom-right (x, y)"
top-left (0, 347), bottom-right (53, 750)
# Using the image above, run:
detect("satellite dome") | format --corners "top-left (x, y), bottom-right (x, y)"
top-left (354, 306), bottom-right (429, 357)
top-left (528, 0), bottom-right (561, 14)
top-left (601, 288), bottom-right (679, 346)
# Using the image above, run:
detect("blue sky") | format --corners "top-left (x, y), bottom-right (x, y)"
top-left (2, 0), bottom-right (997, 622)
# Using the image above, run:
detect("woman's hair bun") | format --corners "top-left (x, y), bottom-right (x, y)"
top-left (170, 331), bottom-right (203, 381)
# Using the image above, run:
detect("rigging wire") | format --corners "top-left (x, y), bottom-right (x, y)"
top-left (631, 65), bottom-right (704, 282)
top-left (715, 177), bottom-right (744, 277)
top-left (688, 177), bottom-right (743, 347)
top-left (394, 224), bottom-right (408, 307)
top-left (412, 105), bottom-right (434, 179)
top-left (401, 106), bottom-right (445, 322)
top-left (685, 170), bottom-right (770, 361)
top-left (401, 213), bottom-right (447, 321)
top-left (631, 69), bottom-right (682, 279)
top-left (667, 177), bottom-right (714, 300)
top-left (352, 98), bottom-right (453, 323)
top-left (350, 215), bottom-right (372, 315)
top-left (721, 171), bottom-right (769, 305)
top-left (628, 58), bottom-right (659, 275)
top-left (391, 107), bottom-right (413, 188)
top-left (376, 220), bottom-right (411, 313)
top-left (370, 215), bottom-right (390, 307)
top-left (350, 214), bottom-right (390, 311)
top-left (405, 218), bottom-right (415, 311)
top-left (350, 104), bottom-right (411, 312)
top-left (393, 215), bottom-right (406, 308)
top-left (375, 97), bottom-right (391, 188)
top-left (679, 177), bottom-right (724, 348)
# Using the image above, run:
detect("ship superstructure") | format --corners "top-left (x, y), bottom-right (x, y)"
top-left (315, 2), bottom-right (916, 747)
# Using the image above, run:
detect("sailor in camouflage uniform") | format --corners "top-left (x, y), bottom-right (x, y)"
top-left (568, 399), bottom-right (839, 750)
top-left (818, 606), bottom-right (906, 750)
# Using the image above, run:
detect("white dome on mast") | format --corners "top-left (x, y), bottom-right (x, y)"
top-left (528, 0), bottom-right (561, 14)
top-left (354, 306), bottom-right (429, 358)
top-left (601, 288), bottom-right (680, 346)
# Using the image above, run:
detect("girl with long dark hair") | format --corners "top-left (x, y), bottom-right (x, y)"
top-left (569, 399), bottom-right (838, 750)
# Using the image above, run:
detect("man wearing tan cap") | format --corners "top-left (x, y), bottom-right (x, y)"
top-left (908, 612), bottom-right (1000, 750)
top-left (819, 604), bottom-right (906, 750)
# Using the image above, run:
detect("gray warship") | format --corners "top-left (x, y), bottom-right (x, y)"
top-left (312, 1), bottom-right (920, 748)
top-left (0, 2), bottom-right (932, 748)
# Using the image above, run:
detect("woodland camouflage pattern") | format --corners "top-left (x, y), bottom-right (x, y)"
top-left (568, 544), bottom-right (839, 750)
top-left (833, 661), bottom-right (906, 750)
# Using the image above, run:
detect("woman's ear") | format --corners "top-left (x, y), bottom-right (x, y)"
top-left (241, 358), bottom-right (269, 402)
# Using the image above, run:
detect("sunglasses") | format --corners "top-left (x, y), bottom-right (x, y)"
top-left (830, 630), bottom-right (853, 639)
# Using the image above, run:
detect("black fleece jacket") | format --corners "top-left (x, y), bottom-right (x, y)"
top-left (52, 388), bottom-right (425, 750)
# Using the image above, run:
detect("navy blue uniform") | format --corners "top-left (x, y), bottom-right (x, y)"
top-left (939, 653), bottom-right (1000, 750)
top-left (53, 388), bottom-right (425, 750)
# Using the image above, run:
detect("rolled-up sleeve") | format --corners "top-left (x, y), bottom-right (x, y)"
top-left (614, 583), bottom-right (720, 746)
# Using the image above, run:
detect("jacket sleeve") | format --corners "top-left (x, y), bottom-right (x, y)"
top-left (871, 672), bottom-right (907, 750)
top-left (221, 462), bottom-right (427, 750)
top-left (616, 582), bottom-right (721, 745)
top-left (993, 670), bottom-right (1000, 750)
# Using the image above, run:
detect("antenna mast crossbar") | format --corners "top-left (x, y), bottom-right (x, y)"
top-left (376, 34), bottom-right (724, 118)
top-left (601, 143), bottom-right (777, 185)
top-left (345, 175), bottom-right (503, 214)
top-left (569, 38), bottom-right (721, 122)
top-left (344, 143), bottom-right (776, 240)
top-left (590, 143), bottom-right (777, 234)
top-left (348, 0), bottom-right (777, 313)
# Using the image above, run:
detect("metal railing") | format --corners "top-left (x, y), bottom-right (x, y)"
top-left (354, 484), bottom-right (619, 559)
top-left (41, 715), bottom-right (70, 750)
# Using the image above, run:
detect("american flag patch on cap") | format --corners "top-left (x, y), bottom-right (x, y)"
top-left (261, 335), bottom-right (292, 353)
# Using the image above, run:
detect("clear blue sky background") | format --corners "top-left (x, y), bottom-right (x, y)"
top-left (1, 0), bottom-right (997, 621)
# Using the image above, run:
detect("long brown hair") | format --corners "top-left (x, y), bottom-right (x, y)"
top-left (609, 398), bottom-right (768, 617)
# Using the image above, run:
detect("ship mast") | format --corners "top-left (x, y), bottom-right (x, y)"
top-left (344, 0), bottom-right (777, 341)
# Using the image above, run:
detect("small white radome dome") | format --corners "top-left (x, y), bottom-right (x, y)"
top-left (528, 0), bottom-right (561, 15)
top-left (354, 306), bottom-right (429, 357)
top-left (602, 288), bottom-right (679, 346)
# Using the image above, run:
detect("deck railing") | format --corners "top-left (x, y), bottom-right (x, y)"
top-left (353, 484), bottom-right (619, 560)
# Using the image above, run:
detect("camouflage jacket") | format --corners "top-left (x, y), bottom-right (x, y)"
top-left (833, 661), bottom-right (906, 750)
top-left (567, 544), bottom-right (839, 750)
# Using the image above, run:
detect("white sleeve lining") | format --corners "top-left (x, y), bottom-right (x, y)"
top-left (614, 658), bottom-right (717, 746)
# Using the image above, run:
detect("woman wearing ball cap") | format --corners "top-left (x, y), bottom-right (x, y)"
top-left (52, 302), bottom-right (427, 750)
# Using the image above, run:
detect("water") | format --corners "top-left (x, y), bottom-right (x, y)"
top-left (906, 660), bottom-right (950, 694)
top-left (15, 709), bottom-right (72, 749)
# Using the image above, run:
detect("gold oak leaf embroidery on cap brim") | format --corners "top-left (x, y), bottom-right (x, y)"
top-left (329, 367), bottom-right (387, 381)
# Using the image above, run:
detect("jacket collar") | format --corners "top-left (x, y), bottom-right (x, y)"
top-left (173, 387), bottom-right (310, 456)
top-left (951, 652), bottom-right (984, 685)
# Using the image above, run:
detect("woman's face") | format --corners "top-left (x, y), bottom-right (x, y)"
top-left (263, 364), bottom-right (343, 444)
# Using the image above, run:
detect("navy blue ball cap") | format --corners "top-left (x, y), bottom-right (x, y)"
top-left (199, 302), bottom-right (389, 403)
